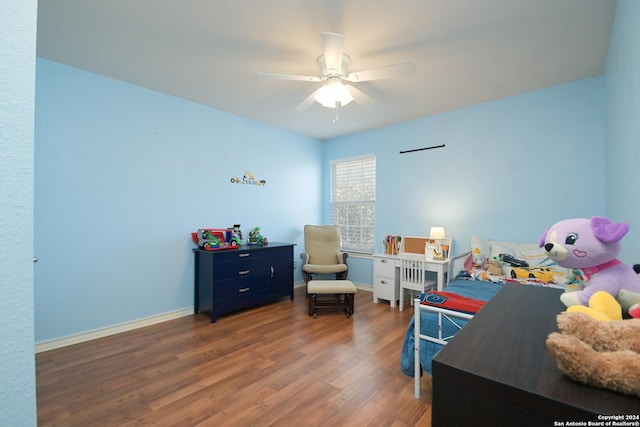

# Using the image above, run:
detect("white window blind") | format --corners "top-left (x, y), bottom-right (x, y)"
top-left (330, 154), bottom-right (376, 254)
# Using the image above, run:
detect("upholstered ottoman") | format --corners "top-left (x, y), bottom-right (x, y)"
top-left (307, 280), bottom-right (357, 318)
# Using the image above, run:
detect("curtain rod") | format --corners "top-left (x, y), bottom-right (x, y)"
top-left (399, 144), bottom-right (445, 154)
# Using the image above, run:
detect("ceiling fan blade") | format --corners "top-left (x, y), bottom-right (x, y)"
top-left (346, 61), bottom-right (416, 82)
top-left (345, 84), bottom-right (376, 107)
top-left (321, 32), bottom-right (344, 74)
top-left (257, 72), bottom-right (321, 82)
top-left (294, 87), bottom-right (323, 111)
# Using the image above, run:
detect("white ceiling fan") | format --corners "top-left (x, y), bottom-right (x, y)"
top-left (257, 32), bottom-right (416, 112)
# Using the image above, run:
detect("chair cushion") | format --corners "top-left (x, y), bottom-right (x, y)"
top-left (308, 280), bottom-right (356, 294)
top-left (302, 263), bottom-right (348, 274)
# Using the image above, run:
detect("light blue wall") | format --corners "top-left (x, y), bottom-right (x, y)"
top-left (35, 59), bottom-right (322, 342)
top-left (0, 0), bottom-right (38, 425)
top-left (605, 0), bottom-right (640, 261)
top-left (324, 77), bottom-right (606, 285)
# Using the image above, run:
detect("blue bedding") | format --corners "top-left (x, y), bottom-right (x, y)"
top-left (400, 278), bottom-right (502, 376)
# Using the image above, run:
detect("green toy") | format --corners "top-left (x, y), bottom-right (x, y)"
top-left (248, 227), bottom-right (265, 245)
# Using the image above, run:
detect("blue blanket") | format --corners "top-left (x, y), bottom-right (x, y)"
top-left (400, 279), bottom-right (502, 376)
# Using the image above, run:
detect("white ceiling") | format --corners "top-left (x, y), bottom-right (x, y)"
top-left (36, 0), bottom-right (616, 140)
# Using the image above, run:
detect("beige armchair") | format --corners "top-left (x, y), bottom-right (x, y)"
top-left (300, 225), bottom-right (349, 284)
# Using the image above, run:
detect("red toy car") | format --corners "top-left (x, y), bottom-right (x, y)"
top-left (191, 228), bottom-right (242, 251)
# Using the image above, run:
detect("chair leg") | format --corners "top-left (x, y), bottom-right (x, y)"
top-left (345, 294), bottom-right (351, 318)
top-left (399, 287), bottom-right (404, 311)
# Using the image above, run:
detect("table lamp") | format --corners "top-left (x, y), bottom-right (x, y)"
top-left (429, 227), bottom-right (446, 240)
top-left (429, 227), bottom-right (446, 259)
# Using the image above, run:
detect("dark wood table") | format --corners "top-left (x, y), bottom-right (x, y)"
top-left (432, 284), bottom-right (639, 427)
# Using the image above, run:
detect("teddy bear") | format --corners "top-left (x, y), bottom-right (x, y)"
top-left (546, 308), bottom-right (640, 398)
top-left (538, 216), bottom-right (640, 315)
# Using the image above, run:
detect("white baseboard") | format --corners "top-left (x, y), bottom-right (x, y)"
top-left (35, 307), bottom-right (194, 353)
top-left (354, 283), bottom-right (373, 292)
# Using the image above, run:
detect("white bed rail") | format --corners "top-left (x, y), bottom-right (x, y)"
top-left (413, 297), bottom-right (474, 398)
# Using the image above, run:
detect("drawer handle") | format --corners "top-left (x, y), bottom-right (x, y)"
top-left (238, 287), bottom-right (250, 293)
top-left (238, 270), bottom-right (250, 275)
top-left (381, 259), bottom-right (388, 264)
top-left (380, 280), bottom-right (388, 284)
top-left (239, 253), bottom-right (250, 257)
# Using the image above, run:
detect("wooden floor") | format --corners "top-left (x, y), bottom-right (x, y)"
top-left (36, 287), bottom-right (432, 426)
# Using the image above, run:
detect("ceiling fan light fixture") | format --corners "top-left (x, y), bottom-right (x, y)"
top-left (314, 77), bottom-right (354, 108)
top-left (258, 32), bottom-right (413, 112)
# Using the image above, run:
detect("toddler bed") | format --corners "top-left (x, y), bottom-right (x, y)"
top-left (400, 236), bottom-right (580, 398)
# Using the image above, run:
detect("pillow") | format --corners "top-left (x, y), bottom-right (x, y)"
top-left (488, 241), bottom-right (545, 265)
top-left (488, 240), bottom-right (574, 285)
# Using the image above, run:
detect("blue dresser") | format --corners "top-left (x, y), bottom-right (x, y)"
top-left (194, 243), bottom-right (295, 322)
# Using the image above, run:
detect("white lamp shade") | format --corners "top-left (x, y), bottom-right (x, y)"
top-left (429, 226), bottom-right (446, 239)
top-left (314, 77), bottom-right (354, 108)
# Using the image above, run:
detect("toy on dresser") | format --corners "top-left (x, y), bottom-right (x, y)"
top-left (247, 226), bottom-right (268, 245)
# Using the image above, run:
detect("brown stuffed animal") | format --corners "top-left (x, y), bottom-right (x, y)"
top-left (485, 257), bottom-right (503, 276)
top-left (546, 311), bottom-right (640, 398)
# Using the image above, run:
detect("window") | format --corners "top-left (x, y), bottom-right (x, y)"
top-left (330, 154), bottom-right (376, 254)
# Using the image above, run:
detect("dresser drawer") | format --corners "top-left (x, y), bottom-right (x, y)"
top-left (216, 275), bottom-right (269, 299)
top-left (213, 249), bottom-right (260, 262)
top-left (373, 257), bottom-right (396, 278)
top-left (373, 276), bottom-right (397, 300)
top-left (216, 256), bottom-right (269, 281)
